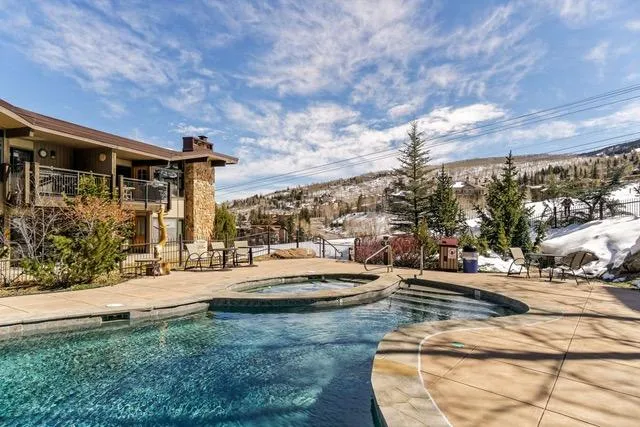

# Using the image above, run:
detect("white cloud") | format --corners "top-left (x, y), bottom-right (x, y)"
top-left (388, 103), bottom-right (419, 119)
top-left (626, 20), bottom-right (640, 31)
top-left (240, 0), bottom-right (438, 95)
top-left (509, 121), bottom-right (578, 141)
top-left (100, 99), bottom-right (127, 118)
top-left (170, 122), bottom-right (214, 136)
top-left (584, 41), bottom-right (610, 64)
top-left (580, 102), bottom-right (640, 128)
top-left (216, 102), bottom-right (506, 198)
top-left (544, 0), bottom-right (615, 26)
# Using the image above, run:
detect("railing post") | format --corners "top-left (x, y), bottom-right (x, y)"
top-left (267, 228), bottom-right (271, 254)
top-left (76, 170), bottom-right (80, 195)
top-left (296, 228), bottom-right (300, 248)
top-left (33, 162), bottom-right (40, 203)
top-left (144, 184), bottom-right (149, 210)
top-left (118, 175), bottom-right (124, 205)
top-left (166, 182), bottom-right (172, 211)
top-left (23, 162), bottom-right (31, 205)
top-left (420, 244), bottom-right (424, 276)
top-left (553, 206), bottom-right (557, 228)
top-left (178, 235), bottom-right (183, 267)
top-left (599, 200), bottom-right (604, 220)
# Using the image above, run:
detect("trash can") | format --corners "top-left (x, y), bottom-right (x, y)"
top-left (462, 246), bottom-right (479, 273)
top-left (438, 238), bottom-right (458, 272)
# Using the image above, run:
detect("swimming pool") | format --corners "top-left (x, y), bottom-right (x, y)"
top-left (0, 283), bottom-right (511, 426)
top-left (246, 276), bottom-right (369, 294)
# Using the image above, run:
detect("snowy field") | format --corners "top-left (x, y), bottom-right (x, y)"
top-left (253, 238), bottom-right (355, 260)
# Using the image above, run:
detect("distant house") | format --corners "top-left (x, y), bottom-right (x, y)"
top-left (453, 181), bottom-right (486, 211)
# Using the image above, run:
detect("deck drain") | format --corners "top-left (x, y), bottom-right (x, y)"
top-left (101, 312), bottom-right (130, 322)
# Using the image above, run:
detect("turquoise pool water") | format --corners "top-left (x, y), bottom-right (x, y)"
top-left (248, 277), bottom-right (364, 294)
top-left (0, 284), bottom-right (508, 426)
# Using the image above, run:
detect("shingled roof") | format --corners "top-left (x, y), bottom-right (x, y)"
top-left (0, 99), bottom-right (237, 165)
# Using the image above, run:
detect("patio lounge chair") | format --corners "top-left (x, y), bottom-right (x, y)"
top-left (208, 241), bottom-right (225, 268)
top-left (553, 251), bottom-right (599, 285)
top-left (507, 247), bottom-right (538, 278)
top-left (233, 240), bottom-right (250, 266)
top-left (184, 240), bottom-right (210, 270)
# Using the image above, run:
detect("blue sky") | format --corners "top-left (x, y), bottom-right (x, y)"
top-left (1, 0), bottom-right (640, 200)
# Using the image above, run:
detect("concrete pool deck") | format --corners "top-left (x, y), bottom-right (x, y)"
top-left (0, 259), bottom-right (639, 426)
top-left (373, 270), bottom-right (640, 427)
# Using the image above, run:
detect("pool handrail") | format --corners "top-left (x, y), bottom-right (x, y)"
top-left (364, 244), bottom-right (393, 273)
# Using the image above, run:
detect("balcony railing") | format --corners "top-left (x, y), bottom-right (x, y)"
top-left (7, 163), bottom-right (171, 209)
top-left (121, 177), bottom-right (169, 206)
top-left (38, 166), bottom-right (111, 197)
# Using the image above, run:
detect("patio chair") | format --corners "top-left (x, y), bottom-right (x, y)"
top-left (553, 251), bottom-right (599, 285)
top-left (507, 247), bottom-right (538, 278)
top-left (184, 240), bottom-right (210, 270)
top-left (208, 241), bottom-right (225, 268)
top-left (233, 240), bottom-right (250, 266)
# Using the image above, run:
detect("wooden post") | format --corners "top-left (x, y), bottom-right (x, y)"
top-left (23, 162), bottom-right (31, 205)
top-left (267, 227), bottom-right (271, 254)
top-left (599, 200), bottom-right (604, 220)
top-left (32, 162), bottom-right (40, 204)
top-left (166, 182), bottom-right (172, 212)
top-left (118, 175), bottom-right (124, 205)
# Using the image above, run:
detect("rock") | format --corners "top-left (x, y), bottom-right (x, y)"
top-left (270, 248), bottom-right (317, 259)
top-left (619, 250), bottom-right (640, 274)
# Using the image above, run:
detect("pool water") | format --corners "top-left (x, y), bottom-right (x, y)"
top-left (248, 278), bottom-right (365, 294)
top-left (0, 286), bottom-right (509, 426)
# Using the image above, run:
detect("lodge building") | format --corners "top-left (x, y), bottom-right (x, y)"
top-left (0, 99), bottom-right (237, 247)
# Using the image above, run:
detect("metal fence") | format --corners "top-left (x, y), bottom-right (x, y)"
top-left (530, 198), bottom-right (640, 228)
top-left (39, 166), bottom-right (110, 197)
top-left (122, 178), bottom-right (168, 204)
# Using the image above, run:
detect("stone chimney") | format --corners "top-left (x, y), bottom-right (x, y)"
top-left (182, 135), bottom-right (213, 153)
top-left (182, 135), bottom-right (216, 240)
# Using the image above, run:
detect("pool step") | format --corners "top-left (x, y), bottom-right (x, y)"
top-left (389, 293), bottom-right (500, 316)
top-left (398, 283), bottom-right (468, 296)
top-left (387, 299), bottom-right (487, 320)
top-left (393, 288), bottom-right (498, 309)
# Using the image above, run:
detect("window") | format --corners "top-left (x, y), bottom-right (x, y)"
top-left (10, 148), bottom-right (33, 172)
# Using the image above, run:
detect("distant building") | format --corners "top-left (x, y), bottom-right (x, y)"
top-left (453, 181), bottom-right (486, 211)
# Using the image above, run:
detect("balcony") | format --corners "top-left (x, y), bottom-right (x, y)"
top-left (7, 164), bottom-right (170, 210)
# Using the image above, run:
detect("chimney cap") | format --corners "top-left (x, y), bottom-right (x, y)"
top-left (198, 135), bottom-right (208, 141)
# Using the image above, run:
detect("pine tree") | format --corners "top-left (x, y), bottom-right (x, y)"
top-left (425, 165), bottom-right (465, 237)
top-left (476, 151), bottom-right (533, 255)
top-left (388, 122), bottom-right (431, 231)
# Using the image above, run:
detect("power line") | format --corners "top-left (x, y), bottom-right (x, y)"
top-left (217, 84), bottom-right (640, 193)
top-left (219, 114), bottom-right (640, 197)
top-left (218, 127), bottom-right (640, 199)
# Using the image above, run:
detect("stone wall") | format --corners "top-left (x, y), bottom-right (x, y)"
top-left (184, 162), bottom-right (215, 240)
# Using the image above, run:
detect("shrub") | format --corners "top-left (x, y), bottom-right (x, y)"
top-left (22, 177), bottom-right (132, 289)
top-left (354, 235), bottom-right (434, 269)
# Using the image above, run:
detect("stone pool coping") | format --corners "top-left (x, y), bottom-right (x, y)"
top-left (0, 259), bottom-right (400, 339)
top-left (370, 271), bottom-right (640, 426)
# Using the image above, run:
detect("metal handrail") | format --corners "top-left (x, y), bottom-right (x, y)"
top-left (39, 165), bottom-right (110, 178)
top-left (312, 236), bottom-right (344, 259)
top-left (364, 244), bottom-right (393, 272)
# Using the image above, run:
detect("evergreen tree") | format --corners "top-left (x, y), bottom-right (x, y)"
top-left (425, 165), bottom-right (465, 237)
top-left (214, 204), bottom-right (237, 245)
top-left (388, 122), bottom-right (431, 231)
top-left (476, 152), bottom-right (533, 255)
